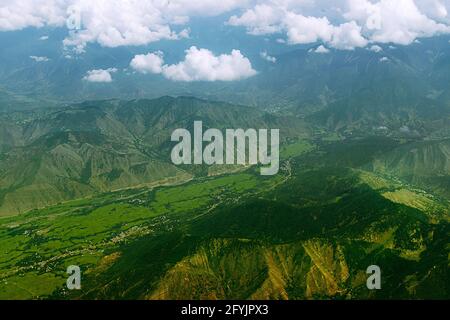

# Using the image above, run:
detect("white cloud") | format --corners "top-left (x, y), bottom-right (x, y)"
top-left (0, 0), bottom-right (66, 31)
top-left (379, 56), bottom-right (389, 62)
top-left (2, 0), bottom-right (450, 52)
top-left (344, 0), bottom-right (450, 45)
top-left (284, 13), bottom-right (333, 45)
top-left (228, 4), bottom-right (285, 35)
top-left (328, 21), bottom-right (368, 49)
top-left (228, 4), bottom-right (368, 50)
top-left (0, 0), bottom-right (245, 53)
top-left (314, 45), bottom-right (330, 53)
top-left (163, 47), bottom-right (257, 81)
top-left (61, 1), bottom-right (185, 53)
top-left (83, 68), bottom-right (118, 82)
top-left (228, 0), bottom-right (450, 49)
top-left (39, 35), bottom-right (49, 40)
top-left (370, 45), bottom-right (383, 52)
top-left (30, 55), bottom-right (50, 62)
top-left (260, 51), bottom-right (276, 63)
top-left (417, 0), bottom-right (449, 20)
top-left (130, 46), bottom-right (257, 82)
top-left (130, 51), bottom-right (165, 74)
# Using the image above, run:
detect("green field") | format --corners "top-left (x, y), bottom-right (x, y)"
top-left (0, 143), bottom-right (448, 299)
top-left (0, 170), bottom-right (286, 299)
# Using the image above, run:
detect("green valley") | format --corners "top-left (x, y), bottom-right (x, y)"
top-left (0, 130), bottom-right (448, 300)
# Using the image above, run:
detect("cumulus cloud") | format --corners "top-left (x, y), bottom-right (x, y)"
top-left (344, 0), bottom-right (450, 45)
top-left (417, 0), bottom-right (449, 20)
top-left (228, 0), bottom-right (450, 49)
top-left (130, 46), bottom-right (257, 82)
top-left (260, 51), bottom-right (276, 63)
top-left (228, 4), bottom-right (285, 35)
top-left (228, 4), bottom-right (368, 50)
top-left (329, 21), bottom-right (368, 49)
top-left (130, 51), bottom-right (165, 74)
top-left (2, 1), bottom-right (450, 52)
top-left (0, 0), bottom-right (245, 53)
top-left (0, 0), bottom-right (66, 31)
top-left (61, 1), bottom-right (186, 53)
top-left (284, 14), bottom-right (333, 44)
top-left (83, 68), bottom-right (117, 82)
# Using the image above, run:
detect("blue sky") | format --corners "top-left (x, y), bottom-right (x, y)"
top-left (1, 0), bottom-right (450, 83)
